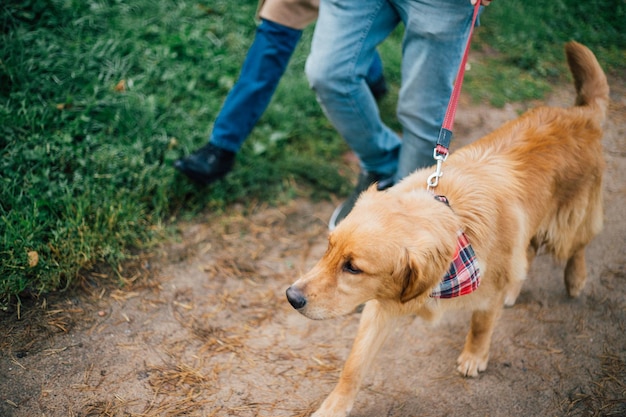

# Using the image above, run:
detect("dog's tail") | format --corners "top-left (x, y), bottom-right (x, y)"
top-left (565, 41), bottom-right (609, 123)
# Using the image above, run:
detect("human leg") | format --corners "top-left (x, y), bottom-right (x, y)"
top-left (174, 18), bottom-right (303, 184)
top-left (210, 19), bottom-right (303, 154)
top-left (175, 5), bottom-right (389, 185)
top-left (212, 16), bottom-right (388, 154)
top-left (392, 0), bottom-right (477, 181)
top-left (306, 0), bottom-right (401, 177)
top-left (365, 51), bottom-right (388, 101)
top-left (306, 0), bottom-right (399, 228)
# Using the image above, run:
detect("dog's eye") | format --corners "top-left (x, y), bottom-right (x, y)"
top-left (343, 260), bottom-right (362, 275)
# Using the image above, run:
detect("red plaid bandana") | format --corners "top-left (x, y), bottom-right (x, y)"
top-left (430, 196), bottom-right (481, 298)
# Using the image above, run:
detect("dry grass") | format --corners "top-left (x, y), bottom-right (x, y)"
top-left (562, 350), bottom-right (626, 416)
top-left (81, 396), bottom-right (140, 417)
top-left (142, 360), bottom-right (214, 416)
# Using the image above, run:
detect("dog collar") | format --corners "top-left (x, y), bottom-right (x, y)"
top-left (430, 195), bottom-right (481, 298)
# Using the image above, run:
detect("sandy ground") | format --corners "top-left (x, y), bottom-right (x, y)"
top-left (1, 76), bottom-right (625, 417)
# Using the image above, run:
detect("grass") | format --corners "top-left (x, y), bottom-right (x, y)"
top-left (466, 0), bottom-right (626, 106)
top-left (1, 0), bottom-right (624, 311)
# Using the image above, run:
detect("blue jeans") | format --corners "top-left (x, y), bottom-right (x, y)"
top-left (211, 19), bottom-right (385, 153)
top-left (306, 0), bottom-right (477, 181)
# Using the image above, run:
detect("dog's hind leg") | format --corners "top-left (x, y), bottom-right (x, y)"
top-left (504, 238), bottom-right (540, 307)
top-left (456, 301), bottom-right (503, 377)
top-left (564, 247), bottom-right (588, 298)
top-left (312, 300), bottom-right (395, 417)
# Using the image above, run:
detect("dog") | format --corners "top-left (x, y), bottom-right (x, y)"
top-left (285, 41), bottom-right (608, 417)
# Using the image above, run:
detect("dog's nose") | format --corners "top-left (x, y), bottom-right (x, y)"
top-left (286, 286), bottom-right (307, 310)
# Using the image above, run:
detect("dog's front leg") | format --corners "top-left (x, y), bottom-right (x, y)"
top-left (312, 301), bottom-right (395, 417)
top-left (456, 303), bottom-right (502, 377)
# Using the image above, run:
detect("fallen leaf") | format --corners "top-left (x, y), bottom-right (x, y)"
top-left (28, 250), bottom-right (39, 267)
top-left (114, 79), bottom-right (126, 92)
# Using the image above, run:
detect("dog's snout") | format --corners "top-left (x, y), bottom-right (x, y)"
top-left (286, 286), bottom-right (307, 310)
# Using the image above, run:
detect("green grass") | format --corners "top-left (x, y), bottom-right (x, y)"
top-left (466, 0), bottom-right (626, 106)
top-left (1, 0), bottom-right (624, 310)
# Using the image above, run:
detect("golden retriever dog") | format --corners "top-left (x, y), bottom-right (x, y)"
top-left (285, 41), bottom-right (608, 417)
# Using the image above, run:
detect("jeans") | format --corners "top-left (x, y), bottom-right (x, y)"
top-left (211, 18), bottom-right (385, 153)
top-left (306, 0), bottom-right (477, 181)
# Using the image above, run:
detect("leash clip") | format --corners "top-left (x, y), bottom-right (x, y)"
top-left (426, 148), bottom-right (447, 191)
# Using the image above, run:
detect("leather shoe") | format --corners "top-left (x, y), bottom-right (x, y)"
top-left (174, 143), bottom-right (235, 185)
top-left (328, 170), bottom-right (393, 231)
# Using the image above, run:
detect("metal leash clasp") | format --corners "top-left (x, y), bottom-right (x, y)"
top-left (426, 148), bottom-right (448, 191)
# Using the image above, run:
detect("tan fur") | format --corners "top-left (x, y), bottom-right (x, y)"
top-left (286, 42), bottom-right (608, 417)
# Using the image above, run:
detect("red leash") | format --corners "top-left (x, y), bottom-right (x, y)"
top-left (427, 1), bottom-right (481, 190)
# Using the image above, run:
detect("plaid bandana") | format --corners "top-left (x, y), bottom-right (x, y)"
top-left (430, 196), bottom-right (481, 298)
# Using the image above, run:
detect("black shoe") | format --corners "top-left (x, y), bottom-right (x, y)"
top-left (328, 170), bottom-right (393, 231)
top-left (174, 143), bottom-right (235, 185)
top-left (367, 75), bottom-right (389, 102)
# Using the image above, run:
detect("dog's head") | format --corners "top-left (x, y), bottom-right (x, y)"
top-left (286, 187), bottom-right (460, 320)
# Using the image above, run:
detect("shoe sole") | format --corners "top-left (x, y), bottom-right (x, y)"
top-left (328, 201), bottom-right (346, 232)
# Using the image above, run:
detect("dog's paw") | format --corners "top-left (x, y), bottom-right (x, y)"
top-left (503, 293), bottom-right (518, 307)
top-left (312, 410), bottom-right (349, 417)
top-left (311, 395), bottom-right (353, 417)
top-left (456, 352), bottom-right (488, 377)
top-left (311, 407), bottom-right (351, 417)
top-left (504, 280), bottom-right (523, 307)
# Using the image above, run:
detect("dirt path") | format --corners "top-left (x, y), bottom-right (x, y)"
top-left (1, 78), bottom-right (625, 417)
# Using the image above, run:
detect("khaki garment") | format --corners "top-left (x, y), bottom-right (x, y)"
top-left (257, 0), bottom-right (319, 30)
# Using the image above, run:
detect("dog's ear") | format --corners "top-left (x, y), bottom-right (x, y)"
top-left (398, 245), bottom-right (454, 303)
top-left (399, 249), bottom-right (431, 303)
